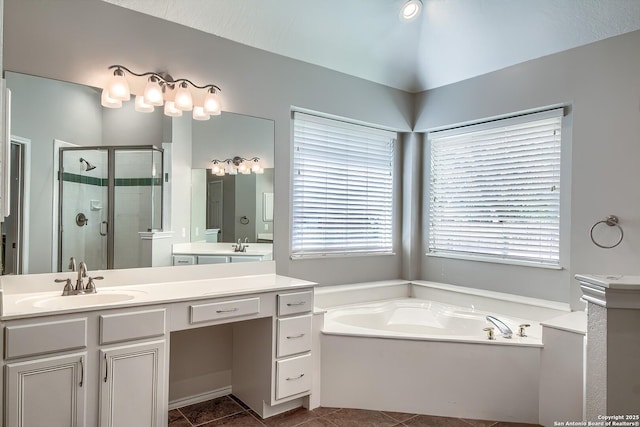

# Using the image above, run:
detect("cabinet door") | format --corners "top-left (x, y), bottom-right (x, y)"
top-left (5, 352), bottom-right (87, 427)
top-left (100, 340), bottom-right (166, 427)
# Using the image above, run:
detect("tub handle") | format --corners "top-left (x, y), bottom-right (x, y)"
top-left (483, 327), bottom-right (496, 340)
top-left (517, 324), bottom-right (530, 337)
top-left (286, 333), bottom-right (305, 339)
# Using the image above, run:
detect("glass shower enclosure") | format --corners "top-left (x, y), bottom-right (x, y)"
top-left (58, 145), bottom-right (163, 271)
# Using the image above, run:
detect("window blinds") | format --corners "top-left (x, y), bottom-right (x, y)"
top-left (291, 112), bottom-right (396, 257)
top-left (428, 108), bottom-right (563, 266)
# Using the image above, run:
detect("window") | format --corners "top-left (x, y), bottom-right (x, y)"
top-left (291, 112), bottom-right (396, 258)
top-left (428, 108), bottom-right (563, 267)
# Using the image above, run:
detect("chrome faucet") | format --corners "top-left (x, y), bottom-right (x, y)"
top-left (76, 261), bottom-right (88, 292)
top-left (233, 238), bottom-right (250, 252)
top-left (486, 315), bottom-right (513, 338)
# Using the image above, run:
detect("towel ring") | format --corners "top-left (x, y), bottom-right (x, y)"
top-left (239, 216), bottom-right (250, 225)
top-left (590, 215), bottom-right (623, 249)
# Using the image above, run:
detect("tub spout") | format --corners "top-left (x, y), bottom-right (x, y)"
top-left (486, 315), bottom-right (512, 338)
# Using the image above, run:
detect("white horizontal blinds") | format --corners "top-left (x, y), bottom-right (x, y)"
top-left (292, 112), bottom-right (396, 257)
top-left (428, 108), bottom-right (563, 265)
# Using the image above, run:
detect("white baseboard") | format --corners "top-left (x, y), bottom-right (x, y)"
top-left (168, 386), bottom-right (233, 410)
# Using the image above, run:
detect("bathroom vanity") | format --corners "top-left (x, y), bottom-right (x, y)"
top-left (0, 261), bottom-right (315, 427)
top-left (171, 242), bottom-right (274, 266)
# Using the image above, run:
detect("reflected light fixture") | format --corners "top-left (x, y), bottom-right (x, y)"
top-left (400, 0), bottom-right (422, 21)
top-left (101, 65), bottom-right (222, 120)
top-left (210, 156), bottom-right (264, 176)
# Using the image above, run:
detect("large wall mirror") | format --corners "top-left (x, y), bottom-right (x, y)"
top-left (2, 72), bottom-right (274, 275)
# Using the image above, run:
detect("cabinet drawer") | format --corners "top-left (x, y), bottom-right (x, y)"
top-left (4, 318), bottom-right (87, 359)
top-left (190, 297), bottom-right (260, 324)
top-left (173, 255), bottom-right (195, 266)
top-left (100, 309), bottom-right (166, 345)
top-left (278, 291), bottom-right (313, 316)
top-left (277, 315), bottom-right (312, 358)
top-left (275, 353), bottom-right (312, 400)
top-left (197, 255), bottom-right (230, 264)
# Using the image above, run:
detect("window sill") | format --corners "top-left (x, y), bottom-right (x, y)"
top-left (426, 251), bottom-right (563, 270)
top-left (291, 251), bottom-right (396, 261)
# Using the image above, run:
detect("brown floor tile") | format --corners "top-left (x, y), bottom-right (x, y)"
top-left (382, 411), bottom-right (418, 423)
top-left (298, 418), bottom-right (339, 427)
top-left (169, 409), bottom-right (193, 427)
top-left (180, 396), bottom-right (245, 425)
top-left (403, 414), bottom-right (465, 426)
top-left (200, 412), bottom-right (266, 426)
top-left (323, 408), bottom-right (398, 426)
top-left (312, 407), bottom-right (342, 417)
top-left (460, 419), bottom-right (498, 427)
top-left (262, 407), bottom-right (320, 427)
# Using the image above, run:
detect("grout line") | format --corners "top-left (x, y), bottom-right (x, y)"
top-left (176, 408), bottom-right (194, 427)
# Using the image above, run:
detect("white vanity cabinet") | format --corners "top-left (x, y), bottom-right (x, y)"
top-left (5, 352), bottom-right (87, 427)
top-left (99, 340), bottom-right (166, 427)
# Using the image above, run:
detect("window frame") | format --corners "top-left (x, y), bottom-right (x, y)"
top-left (289, 110), bottom-right (398, 260)
top-left (426, 107), bottom-right (567, 269)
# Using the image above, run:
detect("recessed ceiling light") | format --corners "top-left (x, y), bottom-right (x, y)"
top-left (400, 0), bottom-right (422, 21)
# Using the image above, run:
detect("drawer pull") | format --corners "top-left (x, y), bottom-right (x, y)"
top-left (216, 308), bottom-right (239, 313)
top-left (286, 373), bottom-right (305, 381)
top-left (79, 356), bottom-right (84, 387)
top-left (286, 333), bottom-right (305, 339)
top-left (286, 302), bottom-right (306, 307)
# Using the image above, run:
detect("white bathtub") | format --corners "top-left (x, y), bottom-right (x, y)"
top-left (316, 280), bottom-right (572, 424)
top-left (324, 297), bottom-right (542, 345)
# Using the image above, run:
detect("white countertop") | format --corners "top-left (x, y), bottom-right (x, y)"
top-left (0, 262), bottom-right (315, 320)
top-left (172, 242), bottom-right (273, 256)
top-left (575, 274), bottom-right (640, 290)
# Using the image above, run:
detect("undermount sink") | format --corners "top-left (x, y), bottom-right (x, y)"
top-left (16, 290), bottom-right (147, 310)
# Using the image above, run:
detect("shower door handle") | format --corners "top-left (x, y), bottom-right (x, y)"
top-left (100, 221), bottom-right (108, 237)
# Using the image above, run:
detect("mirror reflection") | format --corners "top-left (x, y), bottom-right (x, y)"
top-left (1, 72), bottom-right (274, 275)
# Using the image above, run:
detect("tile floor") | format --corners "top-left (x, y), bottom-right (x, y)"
top-left (168, 395), bottom-right (543, 427)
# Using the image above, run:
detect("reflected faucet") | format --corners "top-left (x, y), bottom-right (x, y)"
top-left (68, 257), bottom-right (76, 272)
top-left (76, 261), bottom-right (88, 292)
top-left (486, 315), bottom-right (513, 339)
top-left (233, 238), bottom-right (250, 252)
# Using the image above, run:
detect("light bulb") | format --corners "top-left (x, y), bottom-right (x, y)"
top-left (174, 82), bottom-right (193, 111)
top-left (400, 0), bottom-right (422, 20)
top-left (135, 95), bottom-right (154, 113)
top-left (143, 77), bottom-right (164, 106)
top-left (101, 88), bottom-right (122, 108)
top-left (193, 106), bottom-right (210, 121)
top-left (164, 101), bottom-right (183, 117)
top-left (106, 68), bottom-right (130, 101)
top-left (203, 90), bottom-right (222, 115)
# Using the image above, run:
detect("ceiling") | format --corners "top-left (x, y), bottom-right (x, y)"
top-left (103, 0), bottom-right (640, 93)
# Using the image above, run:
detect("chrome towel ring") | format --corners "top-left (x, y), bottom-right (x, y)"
top-left (590, 215), bottom-right (624, 249)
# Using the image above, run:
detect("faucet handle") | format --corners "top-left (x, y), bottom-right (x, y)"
top-left (55, 278), bottom-right (73, 296)
top-left (483, 327), bottom-right (496, 340)
top-left (517, 324), bottom-right (531, 337)
top-left (85, 276), bottom-right (103, 294)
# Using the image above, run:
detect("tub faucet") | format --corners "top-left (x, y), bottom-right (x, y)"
top-left (486, 315), bottom-right (512, 339)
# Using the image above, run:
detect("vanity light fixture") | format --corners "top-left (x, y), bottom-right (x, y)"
top-left (210, 156), bottom-right (264, 176)
top-left (101, 65), bottom-right (223, 120)
top-left (400, 0), bottom-right (422, 21)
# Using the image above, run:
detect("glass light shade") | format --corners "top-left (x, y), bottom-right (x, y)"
top-left (254, 167), bottom-right (264, 174)
top-left (251, 160), bottom-right (262, 173)
top-left (143, 79), bottom-right (164, 106)
top-left (400, 0), bottom-right (422, 20)
top-left (203, 91), bottom-right (222, 115)
top-left (164, 101), bottom-right (183, 117)
top-left (174, 83), bottom-right (193, 111)
top-left (216, 170), bottom-right (226, 177)
top-left (101, 88), bottom-right (122, 108)
top-left (237, 161), bottom-right (248, 174)
top-left (135, 95), bottom-right (154, 113)
top-left (211, 163), bottom-right (221, 174)
top-left (106, 72), bottom-right (130, 101)
top-left (226, 163), bottom-right (237, 175)
top-left (193, 106), bottom-right (210, 121)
